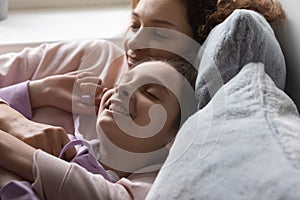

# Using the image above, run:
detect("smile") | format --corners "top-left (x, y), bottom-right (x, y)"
top-left (107, 99), bottom-right (130, 117)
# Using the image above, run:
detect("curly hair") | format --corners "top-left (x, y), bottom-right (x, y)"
top-left (131, 0), bottom-right (286, 44)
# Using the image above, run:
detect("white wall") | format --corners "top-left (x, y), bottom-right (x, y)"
top-left (9, 0), bottom-right (130, 9)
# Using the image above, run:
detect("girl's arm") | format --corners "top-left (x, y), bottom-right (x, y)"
top-left (0, 129), bottom-right (75, 181)
top-left (0, 109), bottom-right (75, 160)
top-left (0, 130), bottom-right (35, 182)
top-left (0, 166), bottom-right (24, 189)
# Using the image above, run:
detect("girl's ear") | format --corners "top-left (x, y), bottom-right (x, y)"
top-left (165, 137), bottom-right (176, 150)
top-left (165, 142), bottom-right (173, 150)
top-left (165, 123), bottom-right (179, 150)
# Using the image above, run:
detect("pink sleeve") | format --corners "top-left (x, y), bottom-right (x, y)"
top-left (0, 39), bottom-right (125, 87)
top-left (32, 150), bottom-right (156, 200)
top-left (0, 81), bottom-right (32, 118)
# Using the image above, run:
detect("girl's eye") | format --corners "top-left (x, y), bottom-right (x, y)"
top-left (145, 90), bottom-right (159, 100)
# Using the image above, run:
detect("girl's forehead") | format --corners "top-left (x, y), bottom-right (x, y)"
top-left (128, 61), bottom-right (183, 95)
top-left (132, 61), bottom-right (176, 78)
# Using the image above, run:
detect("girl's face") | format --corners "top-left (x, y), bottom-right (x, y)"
top-left (97, 61), bottom-right (182, 154)
top-left (123, 0), bottom-right (194, 68)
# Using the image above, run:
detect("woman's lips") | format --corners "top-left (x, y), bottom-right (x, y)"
top-left (126, 50), bottom-right (144, 68)
top-left (127, 56), bottom-right (137, 68)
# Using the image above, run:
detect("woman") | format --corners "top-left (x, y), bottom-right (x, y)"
top-left (0, 0), bottom-right (285, 168)
top-left (0, 59), bottom-right (197, 199)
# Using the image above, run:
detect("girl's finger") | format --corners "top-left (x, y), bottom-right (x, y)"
top-left (74, 102), bottom-right (98, 115)
top-left (80, 82), bottom-right (104, 97)
top-left (77, 76), bottom-right (102, 86)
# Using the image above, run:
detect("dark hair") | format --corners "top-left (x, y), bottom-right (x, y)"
top-left (165, 57), bottom-right (197, 90)
top-left (132, 57), bottom-right (197, 90)
top-left (131, 0), bottom-right (286, 44)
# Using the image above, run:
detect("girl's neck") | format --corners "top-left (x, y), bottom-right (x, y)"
top-left (100, 161), bottom-right (130, 178)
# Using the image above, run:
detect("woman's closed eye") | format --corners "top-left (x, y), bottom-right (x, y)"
top-left (153, 29), bottom-right (169, 40)
top-left (128, 21), bottom-right (140, 33)
top-left (129, 25), bottom-right (139, 33)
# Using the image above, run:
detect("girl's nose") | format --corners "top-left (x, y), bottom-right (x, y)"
top-left (116, 84), bottom-right (131, 98)
top-left (116, 83), bottom-right (136, 117)
top-left (121, 89), bottom-right (129, 97)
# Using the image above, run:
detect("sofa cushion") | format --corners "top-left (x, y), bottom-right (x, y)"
top-left (195, 9), bottom-right (286, 109)
top-left (146, 62), bottom-right (300, 200)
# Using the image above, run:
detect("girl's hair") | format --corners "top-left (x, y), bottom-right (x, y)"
top-left (131, 0), bottom-right (286, 44)
top-left (166, 57), bottom-right (197, 90)
top-left (132, 57), bottom-right (198, 90)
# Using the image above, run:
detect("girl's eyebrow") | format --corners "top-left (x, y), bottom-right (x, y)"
top-left (131, 11), bottom-right (177, 28)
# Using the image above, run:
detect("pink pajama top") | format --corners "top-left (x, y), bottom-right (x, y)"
top-left (0, 39), bottom-right (158, 199)
top-left (32, 150), bottom-right (157, 200)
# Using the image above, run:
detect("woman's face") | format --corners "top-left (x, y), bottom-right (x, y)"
top-left (97, 61), bottom-right (182, 153)
top-left (123, 0), bottom-right (194, 68)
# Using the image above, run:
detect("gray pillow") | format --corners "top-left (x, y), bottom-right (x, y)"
top-left (196, 9), bottom-right (286, 109)
top-left (146, 62), bottom-right (300, 200)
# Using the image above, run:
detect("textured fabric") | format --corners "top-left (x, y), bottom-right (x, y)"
top-left (146, 63), bottom-right (300, 200)
top-left (195, 9), bottom-right (286, 109)
top-left (0, 81), bottom-right (32, 118)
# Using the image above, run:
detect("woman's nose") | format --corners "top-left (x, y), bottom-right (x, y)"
top-left (127, 28), bottom-right (149, 51)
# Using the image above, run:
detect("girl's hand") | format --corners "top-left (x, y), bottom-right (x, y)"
top-left (0, 103), bottom-right (75, 160)
top-left (29, 72), bottom-right (104, 115)
top-left (20, 121), bottom-right (76, 160)
top-left (76, 72), bottom-right (107, 113)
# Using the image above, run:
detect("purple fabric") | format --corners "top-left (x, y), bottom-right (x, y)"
top-left (0, 138), bottom-right (115, 200)
top-left (0, 181), bottom-right (39, 200)
top-left (59, 139), bottom-right (116, 183)
top-left (0, 81), bottom-right (32, 119)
